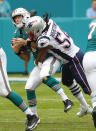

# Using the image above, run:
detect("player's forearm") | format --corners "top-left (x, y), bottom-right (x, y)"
top-left (11, 44), bottom-right (22, 54)
top-left (35, 48), bottom-right (48, 64)
top-left (30, 41), bottom-right (38, 49)
top-left (19, 53), bottom-right (30, 61)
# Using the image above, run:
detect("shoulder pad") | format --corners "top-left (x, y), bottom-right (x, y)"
top-left (37, 36), bottom-right (50, 48)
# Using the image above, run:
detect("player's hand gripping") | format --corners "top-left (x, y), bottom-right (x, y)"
top-left (11, 38), bottom-right (27, 46)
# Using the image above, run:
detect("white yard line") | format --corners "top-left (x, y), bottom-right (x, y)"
top-left (8, 77), bottom-right (61, 82)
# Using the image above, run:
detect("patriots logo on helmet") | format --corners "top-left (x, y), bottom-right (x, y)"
top-left (28, 22), bottom-right (33, 29)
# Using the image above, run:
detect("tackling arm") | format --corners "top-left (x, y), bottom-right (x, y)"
top-left (35, 45), bottom-right (53, 65)
top-left (19, 53), bottom-right (30, 62)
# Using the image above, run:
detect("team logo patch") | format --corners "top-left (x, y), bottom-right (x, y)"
top-left (41, 43), bottom-right (45, 46)
top-left (28, 22), bottom-right (33, 28)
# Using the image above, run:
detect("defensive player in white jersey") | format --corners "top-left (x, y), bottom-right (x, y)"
top-left (23, 16), bottom-right (94, 114)
top-left (83, 20), bottom-right (96, 128)
top-left (13, 12), bottom-right (93, 118)
top-left (24, 16), bottom-right (91, 94)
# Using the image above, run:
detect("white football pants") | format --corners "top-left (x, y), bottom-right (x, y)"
top-left (25, 56), bottom-right (61, 90)
top-left (83, 51), bottom-right (96, 97)
top-left (0, 48), bottom-right (11, 96)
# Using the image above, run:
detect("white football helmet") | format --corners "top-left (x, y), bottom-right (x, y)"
top-left (25, 16), bottom-right (46, 37)
top-left (12, 8), bottom-right (30, 28)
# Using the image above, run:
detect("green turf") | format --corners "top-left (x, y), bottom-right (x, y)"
top-left (7, 73), bottom-right (61, 78)
top-left (8, 73), bottom-right (29, 77)
top-left (0, 81), bottom-right (95, 131)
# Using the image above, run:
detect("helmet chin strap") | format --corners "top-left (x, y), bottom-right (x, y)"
top-left (16, 23), bottom-right (24, 29)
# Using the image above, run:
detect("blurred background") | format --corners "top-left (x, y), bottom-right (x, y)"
top-left (0, 0), bottom-right (93, 73)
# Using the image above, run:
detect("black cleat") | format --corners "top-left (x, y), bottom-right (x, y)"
top-left (25, 117), bottom-right (40, 125)
top-left (26, 114), bottom-right (39, 131)
top-left (92, 106), bottom-right (96, 128)
top-left (63, 99), bottom-right (74, 112)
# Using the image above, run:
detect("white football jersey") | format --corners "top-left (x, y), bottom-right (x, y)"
top-left (37, 19), bottom-right (79, 62)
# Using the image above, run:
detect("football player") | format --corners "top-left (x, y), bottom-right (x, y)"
top-left (83, 20), bottom-right (96, 128)
top-left (24, 16), bottom-right (91, 97)
top-left (23, 15), bottom-right (93, 115)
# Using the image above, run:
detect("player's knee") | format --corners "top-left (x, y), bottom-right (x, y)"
top-left (25, 83), bottom-right (36, 90)
top-left (62, 78), bottom-right (73, 86)
top-left (40, 71), bottom-right (48, 81)
top-left (25, 85), bottom-right (36, 90)
top-left (0, 90), bottom-right (12, 97)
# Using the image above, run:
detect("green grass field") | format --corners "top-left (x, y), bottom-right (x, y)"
top-left (0, 74), bottom-right (95, 131)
